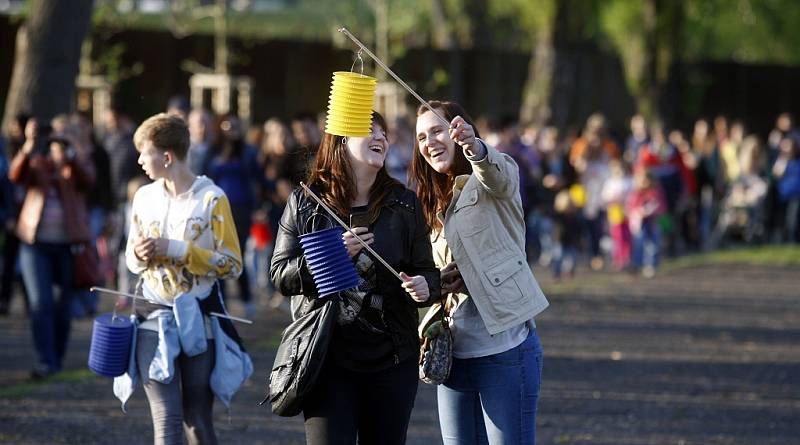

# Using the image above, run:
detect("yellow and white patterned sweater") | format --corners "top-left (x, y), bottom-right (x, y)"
top-left (126, 176), bottom-right (242, 305)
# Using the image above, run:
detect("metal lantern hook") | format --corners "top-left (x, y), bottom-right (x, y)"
top-left (350, 49), bottom-right (365, 76)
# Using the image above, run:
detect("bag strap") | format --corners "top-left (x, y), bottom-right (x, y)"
top-left (441, 293), bottom-right (455, 329)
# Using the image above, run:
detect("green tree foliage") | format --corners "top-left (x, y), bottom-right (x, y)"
top-left (684, 0), bottom-right (800, 65)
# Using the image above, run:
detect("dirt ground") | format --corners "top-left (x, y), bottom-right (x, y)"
top-left (0, 262), bottom-right (798, 444)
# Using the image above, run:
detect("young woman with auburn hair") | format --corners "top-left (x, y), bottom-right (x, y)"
top-left (270, 111), bottom-right (440, 444)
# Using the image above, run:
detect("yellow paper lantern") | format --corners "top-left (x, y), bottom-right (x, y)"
top-left (325, 71), bottom-right (377, 137)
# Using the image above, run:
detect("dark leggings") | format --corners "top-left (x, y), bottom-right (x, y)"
top-left (136, 330), bottom-right (217, 445)
top-left (303, 356), bottom-right (419, 445)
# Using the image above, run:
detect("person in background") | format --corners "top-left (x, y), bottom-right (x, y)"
top-left (626, 169), bottom-right (667, 278)
top-left (496, 116), bottom-right (541, 262)
top-left (9, 118), bottom-right (95, 378)
top-left (69, 112), bottom-right (113, 316)
top-left (635, 124), bottom-right (683, 255)
top-left (256, 117), bottom-right (296, 305)
top-left (765, 113), bottom-right (798, 241)
top-left (166, 95), bottom-right (190, 121)
top-left (602, 159), bottom-right (633, 270)
top-left (624, 114), bottom-right (649, 164)
top-left (385, 116), bottom-right (415, 184)
top-left (186, 108), bottom-right (215, 176)
top-left (709, 136), bottom-right (767, 246)
top-left (570, 114), bottom-right (615, 271)
top-left (551, 189), bottom-right (581, 280)
top-left (410, 100), bottom-right (548, 444)
top-left (0, 114), bottom-right (30, 315)
top-left (691, 118), bottom-right (718, 247)
top-left (270, 111), bottom-right (438, 444)
top-left (288, 113), bottom-right (322, 185)
top-left (772, 135), bottom-right (800, 242)
top-left (207, 114), bottom-right (262, 317)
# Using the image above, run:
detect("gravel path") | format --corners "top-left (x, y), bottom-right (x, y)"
top-left (0, 263), bottom-right (798, 444)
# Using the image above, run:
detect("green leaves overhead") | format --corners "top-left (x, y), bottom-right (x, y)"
top-left (84, 0), bottom-right (800, 66)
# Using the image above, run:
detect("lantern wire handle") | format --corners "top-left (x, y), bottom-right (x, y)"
top-left (350, 49), bottom-right (365, 76)
top-left (338, 27), bottom-right (450, 128)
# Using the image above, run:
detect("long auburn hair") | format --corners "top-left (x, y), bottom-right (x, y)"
top-left (306, 111), bottom-right (400, 223)
top-left (408, 100), bottom-right (477, 231)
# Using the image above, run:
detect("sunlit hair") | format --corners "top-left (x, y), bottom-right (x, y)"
top-left (306, 111), bottom-right (400, 223)
top-left (408, 100), bottom-right (477, 231)
top-left (133, 113), bottom-right (190, 160)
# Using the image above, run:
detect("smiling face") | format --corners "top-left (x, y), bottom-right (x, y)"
top-left (416, 109), bottom-right (457, 174)
top-left (345, 121), bottom-right (389, 171)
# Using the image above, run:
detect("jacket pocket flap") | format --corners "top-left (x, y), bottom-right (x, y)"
top-left (454, 189), bottom-right (478, 212)
top-left (484, 259), bottom-right (523, 286)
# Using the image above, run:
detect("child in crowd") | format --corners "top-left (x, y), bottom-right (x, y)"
top-left (602, 160), bottom-right (633, 270)
top-left (552, 190), bottom-right (581, 280)
top-left (626, 170), bottom-right (667, 278)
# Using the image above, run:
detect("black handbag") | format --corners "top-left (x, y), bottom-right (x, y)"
top-left (264, 296), bottom-right (337, 417)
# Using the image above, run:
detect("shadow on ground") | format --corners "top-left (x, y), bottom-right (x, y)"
top-left (1, 263), bottom-right (798, 444)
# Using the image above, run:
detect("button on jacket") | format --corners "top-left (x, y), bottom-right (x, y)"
top-left (441, 142), bottom-right (549, 335)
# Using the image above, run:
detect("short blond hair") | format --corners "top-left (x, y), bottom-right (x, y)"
top-left (133, 113), bottom-right (190, 160)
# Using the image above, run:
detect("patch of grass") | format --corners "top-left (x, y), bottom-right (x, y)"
top-left (663, 245), bottom-right (800, 271)
top-left (0, 368), bottom-right (97, 399)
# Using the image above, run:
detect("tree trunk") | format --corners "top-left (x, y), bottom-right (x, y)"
top-left (640, 0), bottom-right (658, 121)
top-left (2, 0), bottom-right (94, 129)
top-left (520, 28), bottom-right (555, 126)
top-left (428, 0), bottom-right (454, 49)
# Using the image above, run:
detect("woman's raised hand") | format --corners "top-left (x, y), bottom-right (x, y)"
top-left (342, 227), bottom-right (374, 258)
top-left (449, 115), bottom-right (477, 153)
top-left (400, 272), bottom-right (430, 303)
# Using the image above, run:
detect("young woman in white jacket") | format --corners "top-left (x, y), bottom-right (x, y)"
top-left (409, 100), bottom-right (549, 445)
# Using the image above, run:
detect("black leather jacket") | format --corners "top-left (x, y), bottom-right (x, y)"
top-left (270, 185), bottom-right (440, 367)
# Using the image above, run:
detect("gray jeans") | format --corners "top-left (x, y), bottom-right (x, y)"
top-left (136, 330), bottom-right (217, 445)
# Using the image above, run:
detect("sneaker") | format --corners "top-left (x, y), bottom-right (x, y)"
top-left (30, 364), bottom-right (58, 381)
top-left (590, 257), bottom-right (604, 271)
top-left (642, 265), bottom-right (656, 279)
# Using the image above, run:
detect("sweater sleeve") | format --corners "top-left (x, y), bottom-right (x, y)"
top-left (175, 193), bottom-right (243, 280)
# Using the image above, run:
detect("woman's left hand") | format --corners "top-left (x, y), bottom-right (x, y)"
top-left (449, 115), bottom-right (477, 153)
top-left (399, 272), bottom-right (430, 302)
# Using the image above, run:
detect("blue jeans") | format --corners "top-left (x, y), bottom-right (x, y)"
top-left (438, 329), bottom-right (544, 445)
top-left (19, 242), bottom-right (74, 372)
top-left (632, 219), bottom-right (661, 268)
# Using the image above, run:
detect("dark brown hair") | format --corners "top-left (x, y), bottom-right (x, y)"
top-left (306, 111), bottom-right (400, 222)
top-left (408, 100), bottom-right (477, 231)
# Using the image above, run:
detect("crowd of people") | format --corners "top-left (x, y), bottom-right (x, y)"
top-left (4, 104), bottom-right (796, 322)
top-left (1, 92), bottom-right (798, 443)
top-left (478, 111), bottom-right (800, 279)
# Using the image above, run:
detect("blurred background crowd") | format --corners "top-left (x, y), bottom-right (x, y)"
top-left (2, 101), bottom-right (798, 319)
top-left (2, 0), bottom-right (800, 318)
